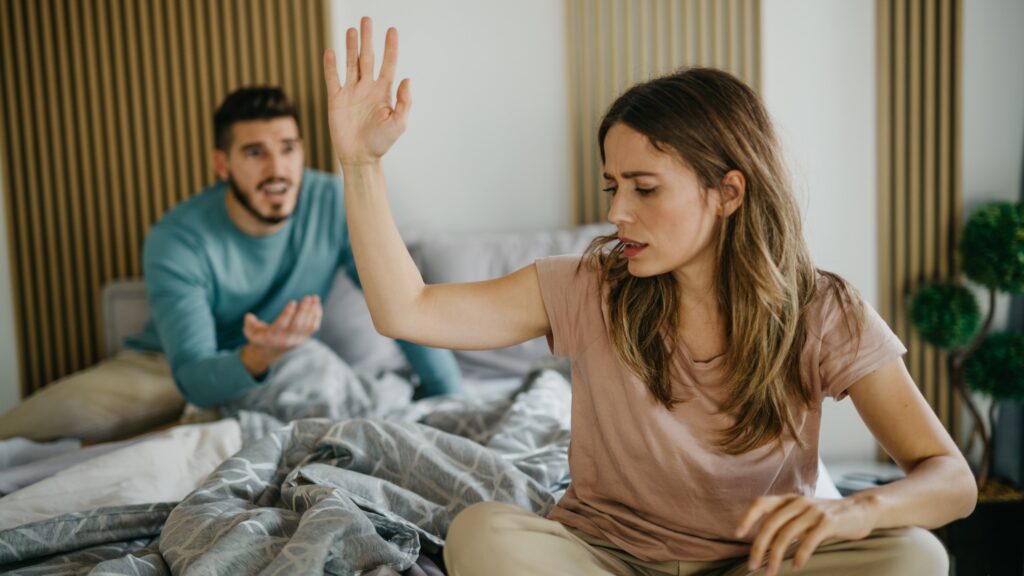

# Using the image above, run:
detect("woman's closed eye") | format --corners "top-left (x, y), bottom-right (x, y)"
top-left (602, 186), bottom-right (656, 196)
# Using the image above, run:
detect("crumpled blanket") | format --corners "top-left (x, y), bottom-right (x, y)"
top-left (0, 340), bottom-right (572, 575)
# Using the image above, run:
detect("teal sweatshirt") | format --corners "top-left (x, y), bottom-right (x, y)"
top-left (126, 169), bottom-right (461, 406)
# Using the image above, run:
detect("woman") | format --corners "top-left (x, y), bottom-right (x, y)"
top-left (324, 18), bottom-right (976, 576)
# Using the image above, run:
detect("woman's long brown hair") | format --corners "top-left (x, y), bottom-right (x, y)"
top-left (585, 68), bottom-right (861, 454)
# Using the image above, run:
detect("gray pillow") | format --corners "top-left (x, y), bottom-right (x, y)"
top-left (317, 271), bottom-right (407, 375)
top-left (408, 223), bottom-right (613, 379)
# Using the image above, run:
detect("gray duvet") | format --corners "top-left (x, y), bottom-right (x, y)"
top-left (0, 341), bottom-right (572, 575)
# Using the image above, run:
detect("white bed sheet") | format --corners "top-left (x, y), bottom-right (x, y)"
top-left (0, 419), bottom-right (241, 530)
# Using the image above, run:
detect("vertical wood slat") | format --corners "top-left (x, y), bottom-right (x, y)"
top-left (0, 0), bottom-right (333, 397)
top-left (138, 0), bottom-right (161, 226)
top-left (951, 0), bottom-right (964, 440)
top-left (877, 0), bottom-right (892, 327)
top-left (24, 0), bottom-right (57, 387)
top-left (908, 0), bottom-right (923, 415)
top-left (922, 0), bottom-right (937, 417)
top-left (566, 0), bottom-right (761, 225)
top-left (1, 0), bottom-right (36, 394)
top-left (182, 0), bottom-right (204, 199)
top-left (877, 0), bottom-right (962, 434)
top-left (122, 0), bottom-right (147, 276)
top-left (75, 0), bottom-right (100, 363)
top-left (109, 0), bottom-right (133, 276)
top-left (40, 0), bottom-right (73, 378)
top-left (157, 0), bottom-right (177, 215)
top-left (54, 0), bottom-right (91, 366)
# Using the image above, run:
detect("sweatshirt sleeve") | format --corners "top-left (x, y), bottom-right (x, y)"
top-left (143, 227), bottom-right (262, 407)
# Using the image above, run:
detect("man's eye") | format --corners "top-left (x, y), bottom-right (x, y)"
top-left (636, 187), bottom-right (656, 196)
top-left (244, 150), bottom-right (262, 158)
top-left (602, 187), bottom-right (617, 195)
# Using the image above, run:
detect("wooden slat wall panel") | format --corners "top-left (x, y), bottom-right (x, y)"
top-left (566, 0), bottom-right (761, 225)
top-left (877, 0), bottom-right (962, 433)
top-left (0, 0), bottom-right (333, 397)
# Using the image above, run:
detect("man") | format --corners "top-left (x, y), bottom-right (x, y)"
top-left (0, 86), bottom-right (461, 441)
top-left (128, 85), bottom-right (461, 406)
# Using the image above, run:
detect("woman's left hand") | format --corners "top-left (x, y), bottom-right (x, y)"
top-left (735, 494), bottom-right (879, 575)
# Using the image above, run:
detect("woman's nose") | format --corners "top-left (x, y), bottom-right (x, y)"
top-left (606, 193), bottom-right (632, 225)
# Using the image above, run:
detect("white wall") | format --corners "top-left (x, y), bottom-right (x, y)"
top-left (328, 0), bottom-right (881, 464)
top-left (762, 0), bottom-right (879, 465)
top-left (329, 0), bottom-right (571, 233)
top-left (961, 0), bottom-right (1024, 452)
top-left (963, 0), bottom-right (1024, 333)
top-left (0, 157), bottom-right (22, 413)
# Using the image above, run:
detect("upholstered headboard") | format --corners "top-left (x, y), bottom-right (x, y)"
top-left (101, 280), bottom-right (150, 358)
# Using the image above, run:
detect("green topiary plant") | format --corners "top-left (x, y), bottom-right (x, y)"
top-left (910, 200), bottom-right (1024, 488)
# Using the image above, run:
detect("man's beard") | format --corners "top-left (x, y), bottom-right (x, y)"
top-left (227, 174), bottom-right (296, 226)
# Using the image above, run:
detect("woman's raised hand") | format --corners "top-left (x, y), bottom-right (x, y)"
top-left (323, 17), bottom-right (410, 166)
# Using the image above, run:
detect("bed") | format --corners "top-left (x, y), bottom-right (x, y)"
top-left (0, 224), bottom-right (841, 575)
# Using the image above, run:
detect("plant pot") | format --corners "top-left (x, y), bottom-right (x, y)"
top-left (935, 495), bottom-right (1024, 576)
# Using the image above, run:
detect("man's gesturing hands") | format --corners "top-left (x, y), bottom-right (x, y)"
top-left (240, 295), bottom-right (323, 376)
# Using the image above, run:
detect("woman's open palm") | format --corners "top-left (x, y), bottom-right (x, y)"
top-left (323, 17), bottom-right (410, 165)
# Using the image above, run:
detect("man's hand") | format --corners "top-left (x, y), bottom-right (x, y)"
top-left (240, 295), bottom-right (323, 376)
top-left (735, 493), bottom-right (880, 575)
top-left (323, 17), bottom-right (410, 166)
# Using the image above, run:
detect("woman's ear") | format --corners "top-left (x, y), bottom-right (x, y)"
top-left (718, 169), bottom-right (746, 217)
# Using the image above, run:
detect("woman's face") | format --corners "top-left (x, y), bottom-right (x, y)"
top-left (603, 122), bottom-right (723, 281)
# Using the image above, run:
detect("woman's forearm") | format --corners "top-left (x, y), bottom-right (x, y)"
top-left (852, 454), bottom-right (977, 530)
top-left (342, 161), bottom-right (426, 337)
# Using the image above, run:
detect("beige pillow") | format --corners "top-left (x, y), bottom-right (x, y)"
top-left (0, 350), bottom-right (184, 442)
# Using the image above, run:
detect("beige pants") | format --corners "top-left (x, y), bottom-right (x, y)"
top-left (444, 502), bottom-right (949, 576)
top-left (0, 350), bottom-right (184, 442)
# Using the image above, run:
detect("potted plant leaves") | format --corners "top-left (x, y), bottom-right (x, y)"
top-left (909, 200), bottom-right (1024, 575)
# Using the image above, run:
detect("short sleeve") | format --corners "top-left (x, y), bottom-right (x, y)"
top-left (815, 283), bottom-right (907, 400)
top-left (535, 255), bottom-right (600, 358)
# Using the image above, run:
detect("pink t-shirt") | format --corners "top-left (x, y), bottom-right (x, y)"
top-left (535, 255), bottom-right (906, 562)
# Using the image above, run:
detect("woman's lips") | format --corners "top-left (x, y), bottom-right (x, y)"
top-left (619, 237), bottom-right (649, 257)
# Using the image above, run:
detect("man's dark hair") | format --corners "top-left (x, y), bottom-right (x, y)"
top-left (213, 86), bottom-right (300, 151)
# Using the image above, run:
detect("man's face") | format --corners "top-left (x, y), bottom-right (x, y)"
top-left (216, 117), bottom-right (304, 226)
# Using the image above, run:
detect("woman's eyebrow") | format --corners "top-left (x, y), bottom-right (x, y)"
top-left (602, 171), bottom-right (661, 179)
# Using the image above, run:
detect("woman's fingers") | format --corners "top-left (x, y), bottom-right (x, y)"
top-left (359, 17), bottom-right (374, 81)
top-left (324, 49), bottom-right (341, 93)
top-left (394, 78), bottom-right (412, 125)
top-left (345, 27), bottom-right (358, 85)
top-left (325, 17), bottom-right (408, 163)
top-left (792, 520), bottom-right (832, 569)
top-left (378, 27), bottom-right (398, 84)
top-left (736, 495), bottom-right (783, 538)
top-left (746, 496), bottom-right (810, 570)
top-left (763, 511), bottom-right (821, 576)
